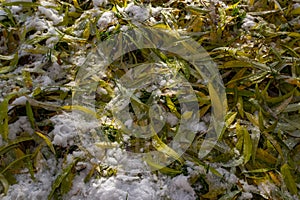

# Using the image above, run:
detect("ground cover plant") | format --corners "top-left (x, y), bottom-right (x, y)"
top-left (0, 0), bottom-right (299, 199)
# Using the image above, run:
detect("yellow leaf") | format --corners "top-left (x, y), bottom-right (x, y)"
top-left (268, 171), bottom-right (281, 186)
top-left (291, 7), bottom-right (300, 15)
top-left (145, 158), bottom-right (181, 175)
top-left (35, 131), bottom-right (56, 154)
top-left (289, 32), bottom-right (300, 38)
top-left (152, 133), bottom-right (184, 164)
top-left (245, 112), bottom-right (259, 127)
top-left (225, 112), bottom-right (237, 127)
top-left (112, 5), bottom-right (117, 12)
top-left (72, 0), bottom-right (81, 9)
top-left (165, 96), bottom-right (180, 118)
top-left (237, 96), bottom-right (244, 118)
top-left (152, 23), bottom-right (171, 30)
top-left (62, 105), bottom-right (99, 119)
top-left (199, 104), bottom-right (210, 118)
top-left (208, 82), bottom-right (225, 120)
top-left (221, 60), bottom-right (252, 69)
top-left (82, 21), bottom-right (90, 39)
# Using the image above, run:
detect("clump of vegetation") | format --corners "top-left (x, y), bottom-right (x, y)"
top-left (0, 0), bottom-right (299, 199)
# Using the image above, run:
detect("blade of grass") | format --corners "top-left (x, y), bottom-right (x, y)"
top-left (26, 100), bottom-right (35, 129)
top-left (1, 154), bottom-right (32, 174)
top-left (243, 127), bottom-right (252, 164)
top-left (48, 158), bottom-right (80, 200)
top-left (281, 163), bottom-right (298, 195)
top-left (0, 137), bottom-right (34, 156)
top-left (35, 131), bottom-right (56, 154)
top-left (0, 173), bottom-right (9, 195)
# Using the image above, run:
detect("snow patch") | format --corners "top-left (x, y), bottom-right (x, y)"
top-left (93, 0), bottom-right (107, 7)
top-left (38, 6), bottom-right (63, 25)
top-left (97, 11), bottom-right (117, 30)
top-left (168, 175), bottom-right (196, 200)
top-left (8, 116), bottom-right (34, 140)
top-left (125, 3), bottom-right (150, 23)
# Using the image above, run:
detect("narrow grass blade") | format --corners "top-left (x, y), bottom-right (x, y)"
top-left (48, 158), bottom-right (80, 200)
top-left (0, 173), bottom-right (9, 195)
top-left (280, 163), bottom-right (298, 195)
top-left (35, 131), bottom-right (56, 154)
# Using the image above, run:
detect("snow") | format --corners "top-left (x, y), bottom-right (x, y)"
top-left (238, 192), bottom-right (253, 199)
top-left (93, 0), bottom-right (108, 7)
top-left (242, 14), bottom-right (256, 31)
top-left (125, 3), bottom-right (150, 23)
top-left (166, 112), bottom-right (178, 127)
top-left (2, 0), bottom-right (299, 199)
top-left (38, 6), bottom-right (63, 25)
top-left (168, 175), bottom-right (196, 200)
top-left (11, 96), bottom-right (27, 106)
top-left (8, 116), bottom-right (34, 140)
top-left (35, 75), bottom-right (53, 86)
top-left (97, 11), bottom-right (117, 30)
top-left (50, 113), bottom-right (79, 147)
top-left (0, 10), bottom-right (6, 21)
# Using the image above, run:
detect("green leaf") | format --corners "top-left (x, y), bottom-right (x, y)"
top-left (0, 173), bottom-right (9, 195)
top-left (237, 96), bottom-right (244, 118)
top-left (0, 93), bottom-right (21, 141)
top-left (280, 163), bottom-right (298, 194)
top-left (1, 154), bottom-right (32, 174)
top-left (245, 112), bottom-right (259, 127)
top-left (0, 99), bottom-right (9, 141)
top-left (0, 52), bottom-right (18, 74)
top-left (258, 108), bottom-right (265, 131)
top-left (262, 131), bottom-right (283, 158)
top-left (274, 95), bottom-right (293, 115)
top-left (236, 121), bottom-right (243, 152)
top-left (60, 169), bottom-right (75, 195)
top-left (26, 100), bottom-right (35, 129)
top-left (242, 168), bottom-right (275, 174)
top-left (0, 137), bottom-right (34, 156)
top-left (84, 165), bottom-right (96, 183)
top-left (82, 20), bottom-right (90, 39)
top-left (283, 117), bottom-right (300, 130)
top-left (256, 148), bottom-right (277, 165)
top-left (243, 128), bottom-right (252, 164)
top-left (48, 158), bottom-right (80, 200)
